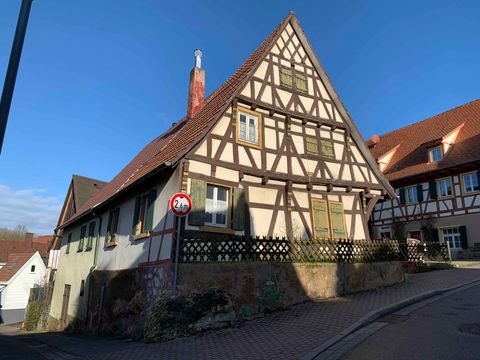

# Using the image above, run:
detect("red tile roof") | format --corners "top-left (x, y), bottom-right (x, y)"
top-left (0, 236), bottom-right (51, 263)
top-left (63, 14), bottom-right (292, 228)
top-left (368, 99), bottom-right (480, 182)
top-left (0, 252), bottom-right (35, 282)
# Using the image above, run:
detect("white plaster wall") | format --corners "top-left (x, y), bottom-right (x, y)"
top-left (1, 253), bottom-right (46, 310)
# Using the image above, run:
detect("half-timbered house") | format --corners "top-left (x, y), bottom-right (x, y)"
top-left (369, 99), bottom-right (480, 258)
top-left (49, 13), bottom-right (395, 327)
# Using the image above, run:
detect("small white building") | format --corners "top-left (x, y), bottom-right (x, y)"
top-left (0, 251), bottom-right (46, 325)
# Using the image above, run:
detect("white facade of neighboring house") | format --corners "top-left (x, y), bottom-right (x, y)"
top-left (0, 252), bottom-right (47, 325)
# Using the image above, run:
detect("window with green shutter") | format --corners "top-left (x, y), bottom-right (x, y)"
top-left (312, 199), bottom-right (330, 239)
top-left (78, 225), bottom-right (87, 251)
top-left (305, 136), bottom-right (318, 155)
top-left (280, 66), bottom-right (309, 94)
top-left (86, 221), bottom-right (95, 250)
top-left (132, 189), bottom-right (157, 238)
top-left (329, 201), bottom-right (347, 239)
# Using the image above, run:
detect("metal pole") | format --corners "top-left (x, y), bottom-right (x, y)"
top-left (0, 0), bottom-right (34, 154)
top-left (172, 216), bottom-right (183, 297)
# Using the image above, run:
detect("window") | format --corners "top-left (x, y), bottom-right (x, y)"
top-left (321, 139), bottom-right (335, 158)
top-left (462, 172), bottom-right (479, 194)
top-left (380, 231), bottom-right (391, 239)
top-left (408, 230), bottom-right (422, 240)
top-left (305, 136), bottom-right (318, 155)
top-left (237, 109), bottom-right (260, 145)
top-left (66, 233), bottom-right (72, 254)
top-left (132, 189), bottom-right (157, 237)
top-left (86, 221), bottom-right (96, 250)
top-left (442, 227), bottom-right (461, 249)
top-left (78, 225), bottom-right (87, 251)
top-left (437, 178), bottom-right (452, 198)
top-left (80, 280), bottom-right (85, 297)
top-left (405, 186), bottom-right (418, 204)
top-left (205, 185), bottom-right (229, 227)
top-left (188, 179), bottom-right (245, 231)
top-left (30, 265), bottom-right (36, 273)
top-left (106, 208), bottom-right (120, 246)
top-left (280, 66), bottom-right (308, 94)
top-left (429, 146), bottom-right (443, 162)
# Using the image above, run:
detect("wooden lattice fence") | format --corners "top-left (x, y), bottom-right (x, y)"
top-left (178, 236), bottom-right (449, 264)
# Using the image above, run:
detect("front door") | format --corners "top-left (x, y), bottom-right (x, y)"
top-left (60, 284), bottom-right (71, 329)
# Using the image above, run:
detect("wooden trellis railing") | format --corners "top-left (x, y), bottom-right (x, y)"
top-left (177, 236), bottom-right (449, 264)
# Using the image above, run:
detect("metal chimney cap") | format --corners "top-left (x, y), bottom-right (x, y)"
top-left (194, 49), bottom-right (202, 68)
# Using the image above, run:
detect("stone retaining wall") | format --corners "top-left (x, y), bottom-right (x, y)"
top-left (178, 261), bottom-right (404, 317)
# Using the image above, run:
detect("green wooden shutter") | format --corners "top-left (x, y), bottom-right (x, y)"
top-left (232, 188), bottom-right (245, 230)
top-left (321, 140), bottom-right (335, 158)
top-left (399, 188), bottom-right (406, 204)
top-left (329, 202), bottom-right (347, 239)
top-left (295, 72), bottom-right (308, 93)
top-left (312, 200), bottom-right (330, 239)
top-left (79, 225), bottom-right (86, 251)
top-left (416, 184), bottom-right (423, 202)
top-left (188, 179), bottom-right (206, 226)
top-left (280, 67), bottom-right (293, 88)
top-left (305, 136), bottom-right (318, 155)
top-left (428, 180), bottom-right (437, 199)
top-left (459, 225), bottom-right (468, 249)
top-left (144, 189), bottom-right (157, 232)
top-left (432, 228), bottom-right (439, 243)
top-left (132, 197), bottom-right (141, 234)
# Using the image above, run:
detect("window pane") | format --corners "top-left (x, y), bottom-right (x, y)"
top-left (216, 213), bottom-right (226, 225)
top-left (206, 185), bottom-right (214, 199)
top-left (306, 136), bottom-right (318, 155)
top-left (239, 114), bottom-right (247, 140)
top-left (217, 187), bottom-right (227, 201)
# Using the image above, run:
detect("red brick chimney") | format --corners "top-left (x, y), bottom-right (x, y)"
top-left (25, 232), bottom-right (33, 248)
top-left (187, 49), bottom-right (205, 118)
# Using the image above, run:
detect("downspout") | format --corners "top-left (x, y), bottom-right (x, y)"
top-left (86, 212), bottom-right (102, 327)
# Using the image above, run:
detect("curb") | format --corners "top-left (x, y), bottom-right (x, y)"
top-left (301, 277), bottom-right (480, 360)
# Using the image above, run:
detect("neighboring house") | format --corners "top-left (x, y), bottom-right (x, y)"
top-left (369, 99), bottom-right (480, 258)
top-left (51, 175), bottom-right (107, 250)
top-left (0, 233), bottom-right (54, 265)
top-left (49, 13), bottom-right (394, 328)
top-left (0, 251), bottom-right (47, 325)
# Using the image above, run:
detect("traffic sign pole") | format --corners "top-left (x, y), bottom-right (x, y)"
top-left (169, 193), bottom-right (192, 297)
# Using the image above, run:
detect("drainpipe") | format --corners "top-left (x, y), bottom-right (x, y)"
top-left (86, 212), bottom-right (103, 326)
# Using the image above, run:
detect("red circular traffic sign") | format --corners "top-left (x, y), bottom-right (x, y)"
top-left (170, 193), bottom-right (192, 217)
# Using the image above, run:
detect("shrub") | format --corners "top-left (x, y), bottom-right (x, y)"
top-left (24, 300), bottom-right (43, 331)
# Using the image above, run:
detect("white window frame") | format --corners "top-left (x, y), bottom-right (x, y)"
top-left (205, 184), bottom-right (229, 228)
top-left (437, 177), bottom-right (452, 198)
top-left (405, 186), bottom-right (418, 204)
top-left (462, 172), bottom-right (479, 194)
top-left (442, 227), bottom-right (461, 249)
top-left (429, 146), bottom-right (443, 162)
top-left (238, 110), bottom-right (259, 145)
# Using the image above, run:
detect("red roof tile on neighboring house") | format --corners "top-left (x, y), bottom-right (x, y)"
top-left (0, 235), bottom-right (53, 263)
top-left (368, 99), bottom-right (480, 182)
top-left (0, 252), bottom-right (35, 282)
top-left (63, 14), bottom-right (292, 227)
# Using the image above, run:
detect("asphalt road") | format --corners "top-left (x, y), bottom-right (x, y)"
top-left (0, 326), bottom-right (142, 360)
top-left (342, 283), bottom-right (480, 360)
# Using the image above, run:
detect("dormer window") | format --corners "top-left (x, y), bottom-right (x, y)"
top-left (429, 146), bottom-right (443, 162)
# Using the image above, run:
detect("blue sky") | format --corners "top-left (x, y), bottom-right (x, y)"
top-left (0, 0), bottom-right (479, 234)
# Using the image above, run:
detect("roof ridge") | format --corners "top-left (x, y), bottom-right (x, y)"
top-left (378, 98), bottom-right (480, 138)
